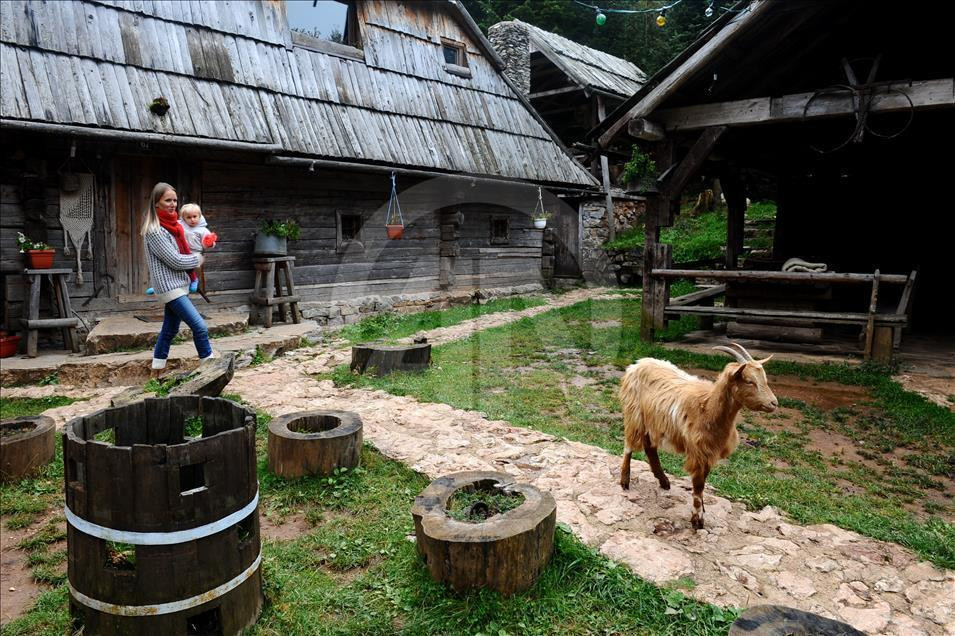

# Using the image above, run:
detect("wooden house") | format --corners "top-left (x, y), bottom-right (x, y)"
top-left (0, 0), bottom-right (598, 339)
top-left (590, 0), bottom-right (954, 359)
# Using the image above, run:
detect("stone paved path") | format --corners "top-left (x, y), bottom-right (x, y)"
top-left (226, 287), bottom-right (954, 636)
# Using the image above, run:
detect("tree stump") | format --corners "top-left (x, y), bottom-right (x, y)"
top-left (730, 605), bottom-right (866, 636)
top-left (412, 471), bottom-right (556, 596)
top-left (1, 415), bottom-right (55, 481)
top-left (268, 410), bottom-right (362, 478)
top-left (350, 342), bottom-right (431, 377)
top-left (169, 353), bottom-right (236, 397)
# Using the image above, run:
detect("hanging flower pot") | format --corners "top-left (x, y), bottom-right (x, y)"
top-left (385, 171), bottom-right (405, 240)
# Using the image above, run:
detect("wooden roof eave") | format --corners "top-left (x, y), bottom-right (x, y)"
top-left (591, 0), bottom-right (773, 148)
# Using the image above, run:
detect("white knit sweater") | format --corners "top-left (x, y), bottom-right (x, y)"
top-left (144, 230), bottom-right (202, 304)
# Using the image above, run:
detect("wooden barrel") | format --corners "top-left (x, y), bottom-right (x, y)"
top-left (63, 396), bottom-right (262, 635)
top-left (412, 471), bottom-right (556, 596)
top-left (1, 415), bottom-right (55, 481)
top-left (267, 410), bottom-right (362, 478)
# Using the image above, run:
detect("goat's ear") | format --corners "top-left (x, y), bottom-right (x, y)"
top-left (733, 363), bottom-right (747, 380)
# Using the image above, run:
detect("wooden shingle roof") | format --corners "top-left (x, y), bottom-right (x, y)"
top-left (0, 0), bottom-right (597, 186)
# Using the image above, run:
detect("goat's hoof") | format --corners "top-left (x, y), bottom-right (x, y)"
top-left (659, 480), bottom-right (670, 490)
top-left (620, 483), bottom-right (630, 491)
top-left (691, 515), bottom-right (704, 530)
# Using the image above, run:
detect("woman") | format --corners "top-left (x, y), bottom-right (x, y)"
top-left (142, 182), bottom-right (215, 375)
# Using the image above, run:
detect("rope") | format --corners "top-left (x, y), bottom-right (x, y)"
top-left (386, 171), bottom-right (404, 226)
top-left (533, 186), bottom-right (546, 219)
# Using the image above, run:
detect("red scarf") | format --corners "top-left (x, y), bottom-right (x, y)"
top-left (158, 208), bottom-right (192, 256)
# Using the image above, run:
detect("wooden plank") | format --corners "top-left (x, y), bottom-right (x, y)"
top-left (660, 126), bottom-right (727, 198)
top-left (655, 78), bottom-right (955, 131)
top-left (669, 284), bottom-right (726, 307)
top-left (652, 269), bottom-right (909, 284)
top-left (627, 118), bottom-right (665, 141)
top-left (863, 270), bottom-right (881, 359)
top-left (664, 305), bottom-right (907, 325)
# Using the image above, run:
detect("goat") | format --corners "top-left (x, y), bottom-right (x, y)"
top-left (618, 343), bottom-right (778, 529)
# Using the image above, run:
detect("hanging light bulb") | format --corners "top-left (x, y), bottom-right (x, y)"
top-left (704, 3), bottom-right (714, 18)
top-left (595, 11), bottom-right (607, 26)
top-left (656, 11), bottom-right (667, 27)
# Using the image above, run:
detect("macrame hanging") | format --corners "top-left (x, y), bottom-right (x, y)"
top-left (59, 173), bottom-right (95, 285)
top-left (385, 171), bottom-right (405, 240)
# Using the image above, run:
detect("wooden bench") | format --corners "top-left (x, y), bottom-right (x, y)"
top-left (656, 268), bottom-right (917, 361)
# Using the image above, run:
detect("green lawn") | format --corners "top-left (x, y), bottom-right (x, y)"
top-left (328, 297), bottom-right (955, 568)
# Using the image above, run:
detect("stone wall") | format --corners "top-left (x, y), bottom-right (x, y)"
top-left (299, 283), bottom-right (544, 328)
top-left (488, 22), bottom-right (531, 95)
top-left (579, 197), bottom-right (646, 285)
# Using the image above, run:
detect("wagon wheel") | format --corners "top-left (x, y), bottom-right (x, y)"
top-left (1, 416), bottom-right (55, 481)
top-left (412, 471), bottom-right (556, 596)
top-left (267, 410), bottom-right (363, 478)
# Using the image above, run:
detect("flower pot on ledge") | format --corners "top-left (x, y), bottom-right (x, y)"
top-left (253, 233), bottom-right (287, 256)
top-left (26, 249), bottom-right (55, 269)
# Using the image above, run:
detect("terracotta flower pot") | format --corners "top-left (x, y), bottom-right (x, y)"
top-left (0, 334), bottom-right (20, 358)
top-left (26, 249), bottom-right (55, 269)
top-left (386, 224), bottom-right (405, 240)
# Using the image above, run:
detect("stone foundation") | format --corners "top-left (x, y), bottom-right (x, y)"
top-left (579, 197), bottom-right (645, 285)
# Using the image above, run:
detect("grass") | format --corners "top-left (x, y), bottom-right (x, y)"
top-left (446, 484), bottom-right (525, 522)
top-left (1, 397), bottom-right (738, 636)
top-left (339, 296), bottom-right (548, 344)
top-left (327, 296), bottom-right (955, 568)
top-left (0, 396), bottom-right (77, 420)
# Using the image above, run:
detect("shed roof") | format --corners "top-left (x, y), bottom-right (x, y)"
top-left (514, 19), bottom-right (646, 97)
top-left (0, 0), bottom-right (597, 187)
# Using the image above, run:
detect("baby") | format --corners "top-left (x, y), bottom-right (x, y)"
top-left (146, 203), bottom-right (217, 295)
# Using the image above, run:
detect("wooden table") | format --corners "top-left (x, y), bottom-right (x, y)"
top-left (249, 257), bottom-right (301, 328)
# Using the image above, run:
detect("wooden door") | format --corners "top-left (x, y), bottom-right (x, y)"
top-left (553, 207), bottom-right (581, 277)
top-left (113, 157), bottom-right (179, 296)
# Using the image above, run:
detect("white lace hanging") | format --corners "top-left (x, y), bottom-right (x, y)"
top-left (59, 173), bottom-right (95, 285)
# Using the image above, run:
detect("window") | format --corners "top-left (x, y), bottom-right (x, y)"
top-left (288, 0), bottom-right (362, 57)
top-left (441, 38), bottom-right (471, 78)
top-left (337, 210), bottom-right (364, 252)
top-left (490, 216), bottom-right (509, 245)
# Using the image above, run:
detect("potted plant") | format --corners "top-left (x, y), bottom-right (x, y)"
top-left (254, 219), bottom-right (300, 255)
top-left (16, 232), bottom-right (55, 269)
top-left (533, 209), bottom-right (553, 229)
top-left (148, 96), bottom-right (170, 116)
top-left (0, 331), bottom-right (20, 358)
top-left (621, 144), bottom-right (658, 193)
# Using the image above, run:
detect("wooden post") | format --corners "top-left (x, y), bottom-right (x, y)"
top-left (721, 166), bottom-right (746, 270)
top-left (863, 270), bottom-right (880, 360)
top-left (597, 97), bottom-right (616, 242)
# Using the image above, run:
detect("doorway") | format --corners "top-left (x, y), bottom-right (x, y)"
top-left (553, 207), bottom-right (581, 277)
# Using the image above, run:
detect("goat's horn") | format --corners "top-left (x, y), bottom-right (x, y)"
top-left (729, 342), bottom-right (754, 361)
top-left (713, 346), bottom-right (748, 363)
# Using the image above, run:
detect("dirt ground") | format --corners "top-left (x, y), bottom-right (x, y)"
top-left (0, 512), bottom-right (66, 626)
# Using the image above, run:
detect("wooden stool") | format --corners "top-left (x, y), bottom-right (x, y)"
top-left (20, 268), bottom-right (81, 357)
top-left (250, 257), bottom-right (301, 328)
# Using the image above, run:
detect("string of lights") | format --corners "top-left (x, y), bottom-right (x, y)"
top-left (573, 0), bottom-right (749, 27)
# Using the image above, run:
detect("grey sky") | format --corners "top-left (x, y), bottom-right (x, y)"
top-left (285, 0), bottom-right (347, 38)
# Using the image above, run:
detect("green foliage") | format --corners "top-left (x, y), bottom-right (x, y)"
top-left (16, 232), bottom-right (52, 252)
top-left (446, 485), bottom-right (525, 522)
top-left (604, 207), bottom-right (727, 262)
top-left (338, 296), bottom-right (548, 344)
top-left (184, 415), bottom-right (204, 439)
top-left (259, 218), bottom-right (300, 240)
top-left (0, 396), bottom-right (76, 420)
top-left (620, 144), bottom-right (657, 185)
top-left (250, 345), bottom-right (270, 366)
top-left (37, 373), bottom-right (59, 386)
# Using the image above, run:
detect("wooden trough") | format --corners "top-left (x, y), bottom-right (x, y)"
top-left (63, 396), bottom-right (262, 635)
top-left (350, 341), bottom-right (431, 377)
top-left (267, 410), bottom-right (362, 478)
top-left (412, 471), bottom-right (556, 596)
top-left (1, 415), bottom-right (55, 482)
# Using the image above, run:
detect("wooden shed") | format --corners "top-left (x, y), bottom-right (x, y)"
top-left (0, 0), bottom-right (598, 340)
top-left (591, 0), bottom-right (954, 359)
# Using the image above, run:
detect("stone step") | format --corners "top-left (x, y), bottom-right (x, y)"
top-left (85, 311), bottom-right (248, 355)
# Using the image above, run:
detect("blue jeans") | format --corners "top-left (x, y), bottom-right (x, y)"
top-left (153, 295), bottom-right (212, 362)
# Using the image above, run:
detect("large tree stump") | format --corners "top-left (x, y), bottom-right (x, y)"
top-left (412, 471), bottom-right (556, 596)
top-left (350, 342), bottom-right (431, 377)
top-left (169, 353), bottom-right (236, 397)
top-left (730, 605), bottom-right (866, 636)
top-left (268, 410), bottom-right (362, 478)
top-left (1, 416), bottom-right (55, 482)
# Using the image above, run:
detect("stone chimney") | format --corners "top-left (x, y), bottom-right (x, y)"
top-left (488, 21), bottom-right (530, 95)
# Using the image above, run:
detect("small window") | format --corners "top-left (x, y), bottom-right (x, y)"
top-left (289, 0), bottom-right (362, 55)
top-left (337, 210), bottom-right (364, 252)
top-left (441, 39), bottom-right (470, 78)
top-left (490, 216), bottom-right (509, 245)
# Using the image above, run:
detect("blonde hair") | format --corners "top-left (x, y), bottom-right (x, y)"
top-left (141, 182), bottom-right (176, 236)
top-left (179, 203), bottom-right (202, 217)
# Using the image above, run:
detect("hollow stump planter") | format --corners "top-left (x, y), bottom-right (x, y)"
top-left (63, 396), bottom-right (262, 635)
top-left (412, 471), bottom-right (556, 596)
top-left (268, 410), bottom-right (362, 478)
top-left (1, 415), bottom-right (55, 482)
top-left (350, 342), bottom-right (431, 377)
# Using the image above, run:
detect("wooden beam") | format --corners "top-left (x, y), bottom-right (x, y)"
top-left (597, 0), bottom-right (773, 148)
top-left (721, 165), bottom-right (745, 270)
top-left (652, 269), bottom-right (910, 284)
top-left (654, 78), bottom-right (955, 131)
top-left (627, 118), bottom-right (666, 141)
top-left (530, 85), bottom-right (585, 100)
top-left (660, 126), bottom-right (727, 198)
top-left (597, 97), bottom-right (615, 241)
